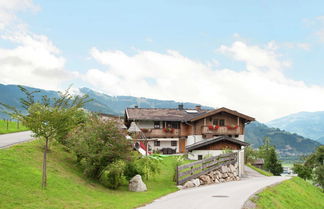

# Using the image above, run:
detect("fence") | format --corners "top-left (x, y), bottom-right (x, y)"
top-left (176, 152), bottom-right (238, 185)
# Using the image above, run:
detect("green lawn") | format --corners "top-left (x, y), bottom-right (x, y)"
top-left (0, 120), bottom-right (29, 134)
top-left (246, 163), bottom-right (273, 176)
top-left (0, 140), bottom-right (178, 209)
top-left (253, 177), bottom-right (324, 209)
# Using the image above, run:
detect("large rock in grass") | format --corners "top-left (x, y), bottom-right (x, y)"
top-left (129, 175), bottom-right (147, 192)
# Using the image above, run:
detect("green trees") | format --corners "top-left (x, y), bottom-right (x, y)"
top-left (244, 137), bottom-right (283, 176)
top-left (0, 86), bottom-right (90, 188)
top-left (293, 146), bottom-right (324, 190)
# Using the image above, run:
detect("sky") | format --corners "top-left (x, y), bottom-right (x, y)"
top-left (0, 0), bottom-right (324, 122)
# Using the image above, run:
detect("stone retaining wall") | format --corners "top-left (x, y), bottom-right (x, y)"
top-left (181, 162), bottom-right (239, 189)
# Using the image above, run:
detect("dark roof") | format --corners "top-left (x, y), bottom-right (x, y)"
top-left (252, 159), bottom-right (265, 165)
top-left (190, 107), bottom-right (255, 122)
top-left (186, 136), bottom-right (249, 151)
top-left (125, 108), bottom-right (208, 122)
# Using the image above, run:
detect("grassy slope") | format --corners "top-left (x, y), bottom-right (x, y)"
top-left (246, 163), bottom-right (273, 176)
top-left (254, 177), bottom-right (324, 209)
top-left (0, 140), bottom-right (178, 209)
top-left (0, 120), bottom-right (28, 134)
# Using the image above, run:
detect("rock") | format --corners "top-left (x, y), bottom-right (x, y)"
top-left (191, 179), bottom-right (201, 187)
top-left (183, 181), bottom-right (195, 189)
top-left (222, 173), bottom-right (228, 178)
top-left (129, 175), bottom-right (147, 192)
top-left (221, 166), bottom-right (228, 173)
top-left (229, 164), bottom-right (236, 172)
top-left (177, 185), bottom-right (184, 190)
top-left (214, 179), bottom-right (219, 183)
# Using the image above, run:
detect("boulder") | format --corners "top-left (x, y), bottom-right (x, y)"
top-left (191, 179), bottom-right (201, 187)
top-left (229, 164), bottom-right (236, 172)
top-left (221, 166), bottom-right (228, 173)
top-left (183, 181), bottom-right (195, 189)
top-left (129, 175), bottom-right (147, 192)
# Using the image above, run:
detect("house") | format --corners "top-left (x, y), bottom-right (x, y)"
top-left (124, 105), bottom-right (255, 159)
top-left (252, 159), bottom-right (265, 169)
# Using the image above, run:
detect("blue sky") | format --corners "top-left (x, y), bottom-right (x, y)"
top-left (20, 0), bottom-right (323, 84)
top-left (1, 0), bottom-right (324, 121)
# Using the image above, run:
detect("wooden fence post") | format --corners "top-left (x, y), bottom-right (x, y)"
top-left (176, 165), bottom-right (179, 185)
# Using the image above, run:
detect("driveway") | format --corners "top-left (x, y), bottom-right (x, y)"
top-left (138, 169), bottom-right (289, 209)
top-left (0, 131), bottom-right (33, 148)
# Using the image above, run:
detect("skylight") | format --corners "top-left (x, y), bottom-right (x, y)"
top-left (185, 110), bottom-right (198, 113)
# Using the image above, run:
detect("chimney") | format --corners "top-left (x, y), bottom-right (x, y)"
top-left (195, 105), bottom-right (201, 111)
top-left (178, 104), bottom-right (184, 110)
top-left (134, 105), bottom-right (138, 108)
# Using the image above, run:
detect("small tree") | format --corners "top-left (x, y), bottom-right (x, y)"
top-left (265, 147), bottom-right (283, 175)
top-left (0, 86), bottom-right (90, 188)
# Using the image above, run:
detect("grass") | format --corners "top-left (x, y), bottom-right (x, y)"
top-left (253, 177), bottom-right (324, 209)
top-left (0, 140), bottom-right (178, 209)
top-left (246, 163), bottom-right (273, 176)
top-left (0, 120), bottom-right (28, 134)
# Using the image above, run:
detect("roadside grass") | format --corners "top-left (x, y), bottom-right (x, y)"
top-left (0, 140), bottom-right (178, 209)
top-left (246, 163), bottom-right (273, 176)
top-left (0, 120), bottom-right (28, 134)
top-left (254, 177), bottom-right (324, 209)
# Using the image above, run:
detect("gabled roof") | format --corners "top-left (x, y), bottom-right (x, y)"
top-left (190, 107), bottom-right (255, 122)
top-left (186, 136), bottom-right (249, 151)
top-left (125, 108), bottom-right (208, 122)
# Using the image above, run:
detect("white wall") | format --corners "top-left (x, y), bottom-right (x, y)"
top-left (187, 135), bottom-right (203, 146)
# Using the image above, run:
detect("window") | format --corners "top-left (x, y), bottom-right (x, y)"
top-left (154, 121), bottom-right (160, 129)
top-left (213, 119), bottom-right (218, 126)
top-left (219, 119), bottom-right (225, 126)
top-left (154, 141), bottom-right (160, 146)
top-left (198, 155), bottom-right (203, 160)
top-left (163, 121), bottom-right (180, 129)
top-left (234, 135), bottom-right (239, 138)
top-left (171, 141), bottom-right (177, 146)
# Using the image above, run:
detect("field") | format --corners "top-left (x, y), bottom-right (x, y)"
top-left (0, 119), bottom-right (28, 134)
top-left (0, 140), bottom-right (178, 209)
top-left (254, 177), bottom-right (324, 209)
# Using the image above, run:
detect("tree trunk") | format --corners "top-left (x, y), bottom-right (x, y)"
top-left (42, 137), bottom-right (49, 189)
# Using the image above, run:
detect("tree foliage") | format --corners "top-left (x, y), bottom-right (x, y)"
top-left (68, 116), bottom-right (133, 179)
top-left (0, 86), bottom-right (91, 188)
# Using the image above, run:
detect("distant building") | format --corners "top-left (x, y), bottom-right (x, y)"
top-left (124, 105), bottom-right (255, 164)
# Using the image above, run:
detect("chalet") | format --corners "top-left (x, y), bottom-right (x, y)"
top-left (124, 105), bottom-right (254, 161)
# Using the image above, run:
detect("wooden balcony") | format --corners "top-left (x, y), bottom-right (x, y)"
top-left (140, 128), bottom-right (180, 138)
top-left (201, 125), bottom-right (241, 135)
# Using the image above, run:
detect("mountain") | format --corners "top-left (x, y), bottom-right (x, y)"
top-left (0, 84), bottom-right (321, 159)
top-left (267, 111), bottom-right (324, 144)
top-left (0, 84), bottom-right (212, 118)
top-left (245, 121), bottom-right (321, 160)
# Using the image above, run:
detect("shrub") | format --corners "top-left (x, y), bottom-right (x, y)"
top-left (100, 160), bottom-right (126, 189)
top-left (293, 164), bottom-right (312, 180)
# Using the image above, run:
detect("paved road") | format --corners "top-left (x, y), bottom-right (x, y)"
top-left (138, 172), bottom-right (289, 209)
top-left (0, 131), bottom-right (33, 148)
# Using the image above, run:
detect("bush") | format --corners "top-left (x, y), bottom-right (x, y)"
top-left (124, 156), bottom-right (161, 180)
top-left (293, 164), bottom-right (312, 180)
top-left (100, 160), bottom-right (126, 189)
top-left (68, 116), bottom-right (132, 179)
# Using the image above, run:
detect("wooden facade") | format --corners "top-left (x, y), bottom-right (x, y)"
top-left (196, 141), bottom-right (241, 151)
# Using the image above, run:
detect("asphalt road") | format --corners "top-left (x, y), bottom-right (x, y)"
top-left (138, 174), bottom-right (289, 209)
top-left (0, 131), bottom-right (33, 148)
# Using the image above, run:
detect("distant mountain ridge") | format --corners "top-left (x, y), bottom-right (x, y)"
top-left (0, 83), bottom-right (321, 158)
top-left (0, 84), bottom-right (212, 118)
top-left (245, 122), bottom-right (321, 159)
top-left (267, 111), bottom-right (324, 144)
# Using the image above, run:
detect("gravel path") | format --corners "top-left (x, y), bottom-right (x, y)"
top-left (138, 169), bottom-right (289, 209)
top-left (0, 131), bottom-right (33, 148)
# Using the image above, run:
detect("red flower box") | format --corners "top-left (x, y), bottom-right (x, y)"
top-left (227, 125), bottom-right (238, 130)
top-left (214, 125), bottom-right (220, 130)
top-left (208, 125), bottom-right (214, 130)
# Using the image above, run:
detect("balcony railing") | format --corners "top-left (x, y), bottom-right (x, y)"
top-left (140, 128), bottom-right (180, 138)
top-left (201, 125), bottom-right (241, 135)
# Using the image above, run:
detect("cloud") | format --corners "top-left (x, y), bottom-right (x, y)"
top-left (0, 0), bottom-right (38, 30)
top-left (0, 32), bottom-right (76, 90)
top-left (84, 41), bottom-right (324, 122)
